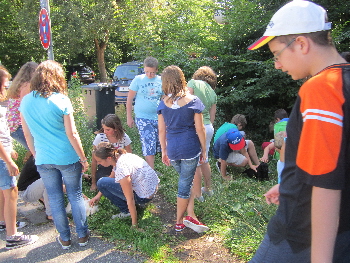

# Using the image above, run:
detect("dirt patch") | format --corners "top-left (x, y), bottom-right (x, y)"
top-left (150, 194), bottom-right (244, 263)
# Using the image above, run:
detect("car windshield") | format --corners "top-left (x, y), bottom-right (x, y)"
top-left (114, 65), bottom-right (140, 80)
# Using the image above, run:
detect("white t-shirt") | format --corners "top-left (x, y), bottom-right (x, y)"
top-left (114, 153), bottom-right (159, 198)
top-left (93, 133), bottom-right (131, 149)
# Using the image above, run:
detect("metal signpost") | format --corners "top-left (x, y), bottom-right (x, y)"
top-left (39, 0), bottom-right (54, 60)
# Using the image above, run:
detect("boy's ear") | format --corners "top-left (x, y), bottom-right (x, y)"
top-left (296, 36), bottom-right (310, 54)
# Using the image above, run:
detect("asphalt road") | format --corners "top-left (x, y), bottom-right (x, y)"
top-left (0, 199), bottom-right (145, 263)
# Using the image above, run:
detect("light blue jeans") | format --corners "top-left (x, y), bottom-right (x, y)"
top-left (171, 156), bottom-right (199, 199)
top-left (36, 161), bottom-right (88, 241)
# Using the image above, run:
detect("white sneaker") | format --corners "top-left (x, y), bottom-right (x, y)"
top-left (111, 212), bottom-right (131, 219)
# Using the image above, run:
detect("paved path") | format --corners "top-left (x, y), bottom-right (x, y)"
top-left (0, 199), bottom-right (145, 263)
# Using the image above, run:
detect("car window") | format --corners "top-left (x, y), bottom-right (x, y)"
top-left (114, 66), bottom-right (140, 80)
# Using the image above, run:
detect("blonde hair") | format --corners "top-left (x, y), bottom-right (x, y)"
top-left (7, 62), bottom-right (38, 99)
top-left (93, 142), bottom-right (127, 160)
top-left (161, 65), bottom-right (187, 103)
top-left (30, 60), bottom-right (67, 98)
top-left (192, 66), bottom-right (217, 89)
top-left (274, 131), bottom-right (287, 149)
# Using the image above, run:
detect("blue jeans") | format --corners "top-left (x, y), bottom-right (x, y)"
top-left (249, 234), bottom-right (310, 263)
top-left (97, 177), bottom-right (152, 213)
top-left (10, 125), bottom-right (29, 150)
top-left (36, 161), bottom-right (88, 241)
top-left (170, 156), bottom-right (199, 199)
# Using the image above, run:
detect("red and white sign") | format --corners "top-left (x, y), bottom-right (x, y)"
top-left (38, 8), bottom-right (51, 50)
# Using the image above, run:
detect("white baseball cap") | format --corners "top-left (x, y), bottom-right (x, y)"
top-left (248, 0), bottom-right (332, 50)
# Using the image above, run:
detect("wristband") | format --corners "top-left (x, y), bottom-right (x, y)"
top-left (80, 159), bottom-right (88, 163)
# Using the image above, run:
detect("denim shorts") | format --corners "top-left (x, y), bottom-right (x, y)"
top-left (0, 159), bottom-right (17, 190)
top-left (171, 156), bottom-right (199, 199)
top-left (135, 118), bottom-right (161, 156)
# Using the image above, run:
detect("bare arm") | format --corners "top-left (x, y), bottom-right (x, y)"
top-left (126, 90), bottom-right (137, 128)
top-left (240, 147), bottom-right (258, 171)
top-left (119, 176), bottom-right (137, 226)
top-left (124, 144), bottom-right (132, 153)
top-left (209, 104), bottom-right (216, 124)
top-left (260, 142), bottom-right (274, 163)
top-left (194, 113), bottom-right (206, 163)
top-left (311, 186), bottom-right (341, 263)
top-left (90, 147), bottom-right (98, 191)
top-left (158, 113), bottom-right (170, 166)
top-left (64, 113), bottom-right (88, 172)
top-left (21, 114), bottom-right (36, 156)
top-left (188, 87), bottom-right (194, 95)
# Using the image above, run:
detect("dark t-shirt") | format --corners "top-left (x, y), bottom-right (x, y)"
top-left (17, 155), bottom-right (41, 191)
top-left (157, 96), bottom-right (204, 160)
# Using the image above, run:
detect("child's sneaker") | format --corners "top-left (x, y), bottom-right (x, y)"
top-left (183, 216), bottom-right (209, 233)
top-left (201, 187), bottom-right (214, 197)
top-left (6, 232), bottom-right (38, 250)
top-left (215, 161), bottom-right (222, 174)
top-left (0, 221), bottom-right (27, 231)
top-left (111, 212), bottom-right (131, 219)
top-left (78, 230), bottom-right (90, 247)
top-left (175, 223), bottom-right (186, 232)
top-left (57, 236), bottom-right (71, 250)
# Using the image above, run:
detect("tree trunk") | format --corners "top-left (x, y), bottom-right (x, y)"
top-left (94, 38), bottom-right (108, 83)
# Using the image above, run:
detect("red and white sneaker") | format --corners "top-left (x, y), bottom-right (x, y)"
top-left (183, 216), bottom-right (209, 233)
top-left (175, 223), bottom-right (186, 232)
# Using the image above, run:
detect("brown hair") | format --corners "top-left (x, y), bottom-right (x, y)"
top-left (0, 66), bottom-right (11, 101)
top-left (161, 65), bottom-right (187, 103)
top-left (30, 60), bottom-right (67, 98)
top-left (274, 109), bottom-right (288, 121)
top-left (276, 31), bottom-right (333, 47)
top-left (93, 142), bottom-right (127, 160)
top-left (144, 56), bottom-right (158, 69)
top-left (231, 114), bottom-right (247, 129)
top-left (96, 114), bottom-right (125, 141)
top-left (192, 66), bottom-right (217, 89)
top-left (7, 62), bottom-right (38, 99)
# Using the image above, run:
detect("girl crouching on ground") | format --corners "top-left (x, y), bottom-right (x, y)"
top-left (89, 142), bottom-right (159, 228)
top-left (157, 65), bottom-right (209, 233)
top-left (90, 114), bottom-right (132, 191)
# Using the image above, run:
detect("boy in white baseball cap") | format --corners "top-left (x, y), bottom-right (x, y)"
top-left (248, 1), bottom-right (350, 262)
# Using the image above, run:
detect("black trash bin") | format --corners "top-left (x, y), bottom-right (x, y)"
top-left (81, 83), bottom-right (115, 130)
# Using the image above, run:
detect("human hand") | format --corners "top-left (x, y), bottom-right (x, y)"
top-left (199, 152), bottom-right (206, 164)
top-left (162, 154), bottom-right (170, 166)
top-left (90, 183), bottom-right (97, 192)
top-left (7, 160), bottom-right (19, 177)
top-left (80, 161), bottom-right (89, 173)
top-left (260, 155), bottom-right (269, 163)
top-left (264, 184), bottom-right (280, 205)
top-left (127, 118), bottom-right (134, 128)
top-left (11, 150), bottom-right (18, 160)
top-left (89, 196), bottom-right (99, 207)
top-left (250, 164), bottom-right (259, 172)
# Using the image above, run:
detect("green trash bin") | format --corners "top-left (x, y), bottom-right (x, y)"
top-left (81, 83), bottom-right (115, 130)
